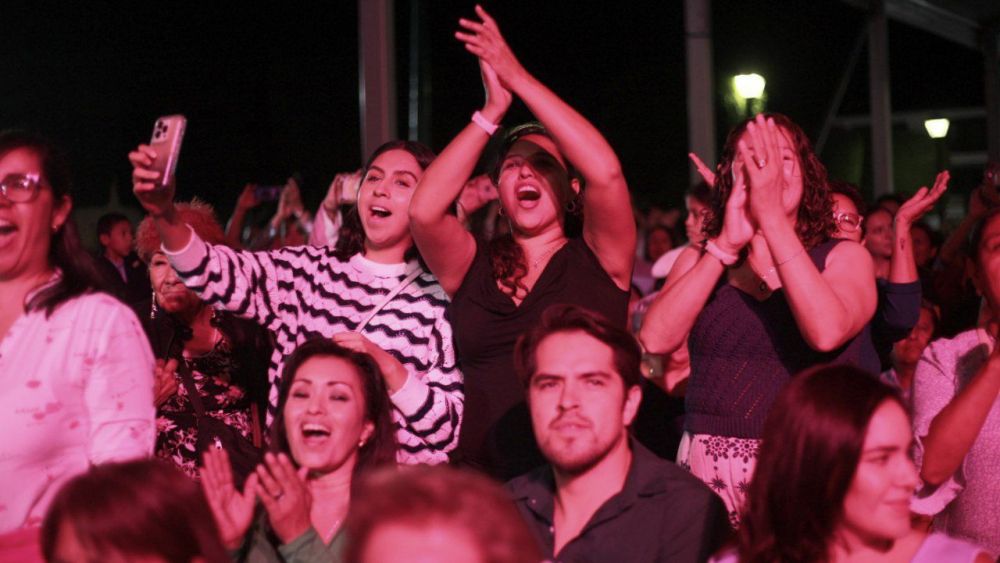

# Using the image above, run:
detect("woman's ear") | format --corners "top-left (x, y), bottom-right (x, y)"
top-left (570, 178), bottom-right (581, 195)
top-left (51, 195), bottom-right (72, 233)
top-left (359, 421), bottom-right (375, 447)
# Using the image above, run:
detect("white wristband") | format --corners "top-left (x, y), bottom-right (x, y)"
top-left (704, 239), bottom-right (738, 266)
top-left (471, 111), bottom-right (499, 136)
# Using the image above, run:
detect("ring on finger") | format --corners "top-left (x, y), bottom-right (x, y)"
top-left (756, 158), bottom-right (767, 169)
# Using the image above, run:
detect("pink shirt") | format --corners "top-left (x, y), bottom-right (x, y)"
top-left (0, 290), bottom-right (155, 532)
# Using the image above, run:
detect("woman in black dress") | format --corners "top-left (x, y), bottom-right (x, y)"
top-left (409, 6), bottom-right (635, 478)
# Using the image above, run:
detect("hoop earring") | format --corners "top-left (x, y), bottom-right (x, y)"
top-left (497, 205), bottom-right (506, 217)
top-left (565, 197), bottom-right (579, 214)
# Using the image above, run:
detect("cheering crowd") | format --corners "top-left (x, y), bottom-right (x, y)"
top-left (1, 6), bottom-right (998, 563)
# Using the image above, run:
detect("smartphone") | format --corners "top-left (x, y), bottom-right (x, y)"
top-left (254, 184), bottom-right (284, 202)
top-left (149, 115), bottom-right (186, 188)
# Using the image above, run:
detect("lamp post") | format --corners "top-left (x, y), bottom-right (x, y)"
top-left (924, 118), bottom-right (950, 170)
top-left (733, 73), bottom-right (766, 118)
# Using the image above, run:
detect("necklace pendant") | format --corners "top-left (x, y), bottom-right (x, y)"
top-left (759, 280), bottom-right (768, 293)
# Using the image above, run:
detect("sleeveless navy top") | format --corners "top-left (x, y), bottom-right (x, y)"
top-left (686, 239), bottom-right (877, 439)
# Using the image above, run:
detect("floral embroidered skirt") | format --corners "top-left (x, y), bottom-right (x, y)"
top-left (677, 432), bottom-right (760, 528)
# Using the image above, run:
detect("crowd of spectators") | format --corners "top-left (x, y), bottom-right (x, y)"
top-left (1, 6), bottom-right (998, 562)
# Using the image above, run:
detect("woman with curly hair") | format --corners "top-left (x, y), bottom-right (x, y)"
top-left (135, 200), bottom-right (272, 481)
top-left (639, 114), bottom-right (877, 525)
top-left (408, 6), bottom-right (635, 478)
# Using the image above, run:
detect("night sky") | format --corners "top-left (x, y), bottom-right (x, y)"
top-left (3, 1), bottom-right (985, 220)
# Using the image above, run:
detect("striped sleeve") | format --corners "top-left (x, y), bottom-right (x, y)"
top-left (389, 304), bottom-right (464, 463)
top-left (163, 226), bottom-right (299, 337)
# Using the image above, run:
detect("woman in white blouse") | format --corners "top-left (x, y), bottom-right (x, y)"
top-left (0, 131), bottom-right (155, 561)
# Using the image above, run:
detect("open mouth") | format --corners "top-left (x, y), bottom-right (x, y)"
top-left (516, 185), bottom-right (541, 202)
top-left (369, 206), bottom-right (392, 218)
top-left (300, 423), bottom-right (331, 444)
top-left (0, 221), bottom-right (15, 236)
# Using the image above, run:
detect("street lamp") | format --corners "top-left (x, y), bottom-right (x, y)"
top-left (924, 118), bottom-right (950, 170)
top-left (733, 73), bottom-right (766, 100)
top-left (924, 118), bottom-right (950, 139)
top-left (732, 73), bottom-right (766, 118)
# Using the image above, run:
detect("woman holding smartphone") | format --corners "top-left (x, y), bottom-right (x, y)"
top-left (408, 6), bottom-right (635, 478)
top-left (130, 139), bottom-right (462, 466)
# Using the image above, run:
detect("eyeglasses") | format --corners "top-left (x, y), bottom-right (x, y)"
top-left (834, 211), bottom-right (863, 232)
top-left (0, 173), bottom-right (41, 203)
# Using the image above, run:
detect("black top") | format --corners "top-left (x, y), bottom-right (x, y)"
top-left (507, 440), bottom-right (730, 563)
top-left (449, 236), bottom-right (629, 479)
top-left (871, 278), bottom-right (922, 370)
top-left (94, 252), bottom-right (151, 319)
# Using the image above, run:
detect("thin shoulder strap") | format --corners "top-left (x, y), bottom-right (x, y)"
top-left (355, 267), bottom-right (422, 333)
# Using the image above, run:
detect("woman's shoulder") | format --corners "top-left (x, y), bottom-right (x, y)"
top-left (923, 328), bottom-right (982, 364)
top-left (53, 290), bottom-right (141, 321)
top-left (914, 533), bottom-right (992, 563)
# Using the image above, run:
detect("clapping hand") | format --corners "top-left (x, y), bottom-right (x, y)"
top-left (895, 171), bottom-right (949, 231)
top-left (255, 453), bottom-right (312, 545)
top-left (456, 5), bottom-right (528, 92)
top-left (153, 358), bottom-right (179, 407)
top-left (738, 115), bottom-right (788, 227)
top-left (200, 448), bottom-right (260, 550)
top-left (688, 153), bottom-right (716, 187)
top-left (716, 163), bottom-right (754, 256)
top-left (236, 184), bottom-right (261, 213)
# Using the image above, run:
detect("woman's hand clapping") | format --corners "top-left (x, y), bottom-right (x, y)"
top-left (456, 5), bottom-right (528, 92)
top-left (895, 171), bottom-right (949, 232)
top-left (715, 165), bottom-right (754, 256)
top-left (738, 115), bottom-right (788, 228)
top-left (152, 358), bottom-right (179, 407)
top-left (255, 453), bottom-right (313, 545)
top-left (200, 448), bottom-right (260, 550)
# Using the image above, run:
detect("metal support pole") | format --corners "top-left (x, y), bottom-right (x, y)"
top-left (684, 0), bottom-right (716, 185)
top-left (868, 0), bottom-right (894, 196)
top-left (359, 0), bottom-right (397, 159)
top-left (407, 0), bottom-right (432, 144)
top-left (984, 26), bottom-right (1000, 162)
top-left (815, 27), bottom-right (867, 155)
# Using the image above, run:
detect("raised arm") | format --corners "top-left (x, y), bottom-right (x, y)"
top-left (918, 341), bottom-right (1000, 486)
top-left (457, 5), bottom-right (635, 289)
top-left (130, 144), bottom-right (298, 334)
top-left (409, 60), bottom-right (511, 296)
top-left (225, 184), bottom-right (260, 249)
top-left (742, 117), bottom-right (876, 352)
top-left (891, 172), bottom-right (948, 284)
top-left (130, 144), bottom-right (194, 251)
top-left (639, 174), bottom-right (754, 354)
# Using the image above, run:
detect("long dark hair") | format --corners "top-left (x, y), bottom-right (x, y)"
top-left (487, 123), bottom-right (583, 296)
top-left (332, 140), bottom-right (436, 262)
top-left (41, 459), bottom-right (229, 563)
top-left (738, 364), bottom-right (905, 563)
top-left (0, 130), bottom-right (105, 315)
top-left (270, 338), bottom-right (398, 479)
top-left (704, 114), bottom-right (834, 252)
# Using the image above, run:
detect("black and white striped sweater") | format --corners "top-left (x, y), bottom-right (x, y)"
top-left (165, 228), bottom-right (462, 464)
